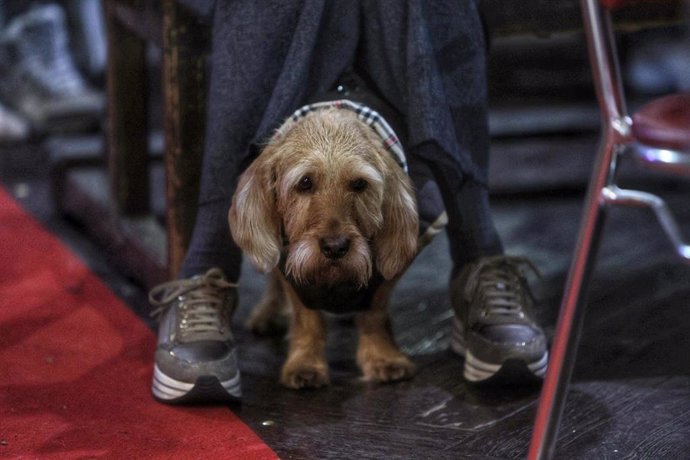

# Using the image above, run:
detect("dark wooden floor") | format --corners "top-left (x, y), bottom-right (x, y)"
top-left (3, 31), bottom-right (690, 459)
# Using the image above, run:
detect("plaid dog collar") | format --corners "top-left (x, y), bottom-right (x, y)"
top-left (276, 99), bottom-right (408, 173)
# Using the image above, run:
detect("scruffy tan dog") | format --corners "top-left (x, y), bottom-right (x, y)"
top-left (229, 106), bottom-right (419, 389)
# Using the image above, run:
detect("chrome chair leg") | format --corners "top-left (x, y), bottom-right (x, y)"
top-left (528, 136), bottom-right (621, 460)
top-left (603, 185), bottom-right (690, 260)
top-left (529, 0), bottom-right (690, 457)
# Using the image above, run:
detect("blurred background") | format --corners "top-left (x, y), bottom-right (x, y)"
top-left (1, 1), bottom-right (689, 458)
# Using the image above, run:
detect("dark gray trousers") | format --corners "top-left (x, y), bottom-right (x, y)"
top-left (180, 0), bottom-right (503, 280)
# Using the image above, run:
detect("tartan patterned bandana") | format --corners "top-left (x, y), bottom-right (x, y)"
top-left (274, 99), bottom-right (408, 173)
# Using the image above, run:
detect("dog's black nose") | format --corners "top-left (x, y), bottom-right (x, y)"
top-left (319, 236), bottom-right (350, 259)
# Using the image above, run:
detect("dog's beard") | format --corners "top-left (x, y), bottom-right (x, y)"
top-left (284, 236), bottom-right (373, 288)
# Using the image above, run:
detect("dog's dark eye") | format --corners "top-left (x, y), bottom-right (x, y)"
top-left (296, 176), bottom-right (313, 193)
top-left (350, 178), bottom-right (368, 193)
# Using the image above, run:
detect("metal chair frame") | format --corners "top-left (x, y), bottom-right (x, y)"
top-left (527, 0), bottom-right (690, 458)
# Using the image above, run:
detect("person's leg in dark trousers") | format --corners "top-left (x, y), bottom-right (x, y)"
top-left (358, 0), bottom-right (548, 383)
top-left (150, 0), bottom-right (361, 403)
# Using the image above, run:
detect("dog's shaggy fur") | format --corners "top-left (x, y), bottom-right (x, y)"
top-left (229, 107), bottom-right (419, 389)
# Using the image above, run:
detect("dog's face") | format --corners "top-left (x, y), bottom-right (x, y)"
top-left (229, 108), bottom-right (418, 288)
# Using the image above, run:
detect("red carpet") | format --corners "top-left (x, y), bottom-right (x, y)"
top-left (0, 187), bottom-right (277, 459)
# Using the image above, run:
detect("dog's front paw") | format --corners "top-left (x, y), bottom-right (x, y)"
top-left (281, 357), bottom-right (329, 389)
top-left (360, 352), bottom-right (415, 383)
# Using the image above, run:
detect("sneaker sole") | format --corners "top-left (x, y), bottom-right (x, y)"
top-left (450, 316), bottom-right (548, 382)
top-left (152, 364), bottom-right (242, 403)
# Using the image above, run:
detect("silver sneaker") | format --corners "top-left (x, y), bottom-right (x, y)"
top-left (450, 256), bottom-right (548, 382)
top-left (0, 4), bottom-right (104, 133)
top-left (149, 268), bottom-right (241, 403)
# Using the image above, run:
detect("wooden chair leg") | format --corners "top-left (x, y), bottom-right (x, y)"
top-left (104, 0), bottom-right (149, 216)
top-left (161, 0), bottom-right (210, 278)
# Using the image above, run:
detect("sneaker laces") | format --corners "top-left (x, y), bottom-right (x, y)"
top-left (464, 256), bottom-right (540, 323)
top-left (149, 268), bottom-right (238, 337)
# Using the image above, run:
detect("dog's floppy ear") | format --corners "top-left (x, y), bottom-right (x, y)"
top-left (229, 145), bottom-right (282, 273)
top-left (374, 156), bottom-right (419, 280)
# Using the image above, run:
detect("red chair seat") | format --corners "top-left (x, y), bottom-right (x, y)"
top-left (632, 93), bottom-right (690, 151)
top-left (602, 0), bottom-right (677, 11)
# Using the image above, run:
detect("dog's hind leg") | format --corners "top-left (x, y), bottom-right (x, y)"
top-left (356, 279), bottom-right (415, 382)
top-left (246, 270), bottom-right (291, 336)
